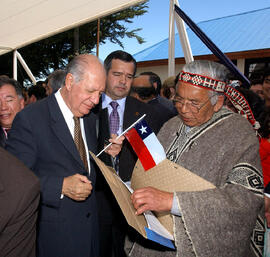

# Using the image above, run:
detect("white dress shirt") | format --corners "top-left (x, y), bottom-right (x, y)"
top-left (55, 90), bottom-right (91, 175)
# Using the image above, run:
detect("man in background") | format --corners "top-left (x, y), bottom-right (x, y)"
top-left (95, 50), bottom-right (165, 257)
top-left (27, 85), bottom-right (47, 104)
top-left (47, 69), bottom-right (66, 93)
top-left (250, 78), bottom-right (264, 100)
top-left (262, 69), bottom-right (270, 107)
top-left (0, 76), bottom-right (24, 147)
top-left (131, 72), bottom-right (177, 123)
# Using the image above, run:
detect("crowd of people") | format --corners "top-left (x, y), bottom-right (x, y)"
top-left (0, 50), bottom-right (269, 257)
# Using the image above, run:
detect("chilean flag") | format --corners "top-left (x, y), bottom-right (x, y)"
top-left (125, 120), bottom-right (166, 171)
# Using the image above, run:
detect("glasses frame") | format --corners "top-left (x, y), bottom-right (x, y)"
top-left (173, 93), bottom-right (218, 114)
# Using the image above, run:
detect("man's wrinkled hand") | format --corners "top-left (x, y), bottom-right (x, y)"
top-left (105, 134), bottom-right (125, 157)
top-left (62, 174), bottom-right (92, 201)
top-left (131, 186), bottom-right (173, 215)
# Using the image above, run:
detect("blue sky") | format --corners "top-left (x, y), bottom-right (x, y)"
top-left (98, 0), bottom-right (270, 61)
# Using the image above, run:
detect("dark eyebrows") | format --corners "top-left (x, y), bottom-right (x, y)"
top-left (5, 95), bottom-right (16, 99)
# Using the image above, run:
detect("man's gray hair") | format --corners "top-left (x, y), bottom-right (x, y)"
top-left (65, 55), bottom-right (89, 83)
top-left (48, 69), bottom-right (66, 92)
top-left (180, 60), bottom-right (230, 105)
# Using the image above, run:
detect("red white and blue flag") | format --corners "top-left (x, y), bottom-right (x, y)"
top-left (125, 119), bottom-right (166, 171)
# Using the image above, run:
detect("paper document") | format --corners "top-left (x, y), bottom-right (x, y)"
top-left (90, 152), bottom-right (215, 250)
top-left (144, 211), bottom-right (174, 240)
top-left (118, 175), bottom-right (174, 241)
top-left (90, 152), bottom-right (175, 249)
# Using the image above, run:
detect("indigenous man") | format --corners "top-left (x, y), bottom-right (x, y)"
top-left (128, 60), bottom-right (264, 257)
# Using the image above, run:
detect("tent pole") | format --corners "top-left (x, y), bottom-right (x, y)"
top-left (16, 51), bottom-right (37, 85)
top-left (168, 0), bottom-right (175, 77)
top-left (13, 50), bottom-right (17, 80)
top-left (174, 0), bottom-right (193, 63)
top-left (96, 18), bottom-right (100, 57)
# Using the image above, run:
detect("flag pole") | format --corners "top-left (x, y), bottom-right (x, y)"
top-left (96, 114), bottom-right (146, 157)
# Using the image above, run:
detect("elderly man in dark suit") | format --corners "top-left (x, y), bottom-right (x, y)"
top-left (6, 54), bottom-right (122, 257)
top-left (94, 50), bottom-right (166, 257)
top-left (0, 147), bottom-right (39, 257)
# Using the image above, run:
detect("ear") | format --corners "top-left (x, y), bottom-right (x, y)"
top-left (65, 73), bottom-right (73, 91)
top-left (153, 82), bottom-right (158, 90)
top-left (29, 95), bottom-right (37, 104)
top-left (169, 88), bottom-right (176, 99)
top-left (130, 92), bottom-right (141, 101)
top-left (19, 97), bottom-right (25, 109)
top-left (214, 95), bottom-right (224, 112)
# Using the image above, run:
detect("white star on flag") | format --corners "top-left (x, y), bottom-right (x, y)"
top-left (139, 125), bottom-right (147, 134)
top-left (125, 119), bottom-right (166, 171)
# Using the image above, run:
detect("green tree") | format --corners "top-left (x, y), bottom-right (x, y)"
top-left (0, 1), bottom-right (148, 83)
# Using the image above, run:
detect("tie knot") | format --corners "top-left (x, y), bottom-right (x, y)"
top-left (110, 101), bottom-right (119, 110)
top-left (73, 116), bottom-right (80, 125)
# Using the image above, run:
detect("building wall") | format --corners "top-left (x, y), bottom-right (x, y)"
top-left (136, 64), bottom-right (185, 83)
top-left (136, 58), bottom-right (247, 83)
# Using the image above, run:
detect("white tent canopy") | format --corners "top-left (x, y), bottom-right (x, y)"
top-left (0, 0), bottom-right (145, 56)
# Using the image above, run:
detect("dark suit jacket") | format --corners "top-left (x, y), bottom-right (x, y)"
top-left (0, 127), bottom-right (7, 147)
top-left (0, 147), bottom-right (40, 257)
top-left (94, 96), bottom-right (165, 225)
top-left (148, 95), bottom-right (177, 124)
top-left (6, 95), bottom-right (99, 257)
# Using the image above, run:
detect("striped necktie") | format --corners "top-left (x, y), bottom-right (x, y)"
top-left (73, 116), bottom-right (88, 171)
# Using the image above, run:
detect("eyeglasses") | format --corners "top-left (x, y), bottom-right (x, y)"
top-left (173, 94), bottom-right (218, 114)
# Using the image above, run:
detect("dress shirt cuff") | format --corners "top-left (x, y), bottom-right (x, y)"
top-left (60, 194), bottom-right (64, 199)
top-left (171, 193), bottom-right (181, 216)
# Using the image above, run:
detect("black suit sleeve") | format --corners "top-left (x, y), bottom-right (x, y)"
top-left (6, 111), bottom-right (64, 208)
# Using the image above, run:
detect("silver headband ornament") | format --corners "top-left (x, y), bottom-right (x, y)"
top-left (179, 71), bottom-right (259, 130)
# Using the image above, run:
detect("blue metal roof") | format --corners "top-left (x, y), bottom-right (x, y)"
top-left (134, 7), bottom-right (270, 62)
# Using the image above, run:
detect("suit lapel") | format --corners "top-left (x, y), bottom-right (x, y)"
top-left (47, 95), bottom-right (84, 169)
top-left (100, 107), bottom-right (110, 137)
top-left (83, 112), bottom-right (97, 153)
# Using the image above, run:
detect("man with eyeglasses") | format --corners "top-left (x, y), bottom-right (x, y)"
top-left (128, 60), bottom-right (264, 257)
top-left (0, 76), bottom-right (24, 147)
top-left (173, 90), bottom-right (219, 125)
top-left (94, 50), bottom-right (165, 257)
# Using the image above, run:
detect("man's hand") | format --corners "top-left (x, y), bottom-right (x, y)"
top-left (105, 134), bottom-right (125, 157)
top-left (131, 187), bottom-right (173, 215)
top-left (62, 174), bottom-right (92, 201)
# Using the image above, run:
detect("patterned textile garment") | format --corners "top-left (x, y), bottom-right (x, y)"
top-left (127, 107), bottom-right (264, 257)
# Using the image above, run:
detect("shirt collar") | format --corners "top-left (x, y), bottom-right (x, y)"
top-left (55, 89), bottom-right (74, 123)
top-left (102, 93), bottom-right (126, 111)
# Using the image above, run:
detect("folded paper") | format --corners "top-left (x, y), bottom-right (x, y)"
top-left (90, 152), bottom-right (215, 248)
